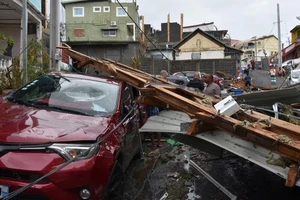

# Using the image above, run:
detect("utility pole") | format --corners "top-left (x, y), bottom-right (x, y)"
top-left (277, 3), bottom-right (282, 68)
top-left (254, 36), bottom-right (257, 63)
top-left (50, 0), bottom-right (61, 71)
top-left (21, 0), bottom-right (28, 85)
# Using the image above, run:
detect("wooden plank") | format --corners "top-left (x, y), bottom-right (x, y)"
top-left (61, 46), bottom-right (300, 163)
top-left (242, 110), bottom-right (300, 141)
top-left (194, 112), bottom-right (300, 163)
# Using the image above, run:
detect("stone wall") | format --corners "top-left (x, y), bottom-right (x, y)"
top-left (141, 58), bottom-right (238, 76)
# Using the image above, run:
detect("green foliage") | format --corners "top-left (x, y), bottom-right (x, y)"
top-left (130, 33), bottom-right (158, 70)
top-left (0, 38), bottom-right (50, 94)
top-left (7, 37), bottom-right (14, 46)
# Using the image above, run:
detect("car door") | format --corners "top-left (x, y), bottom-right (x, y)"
top-left (121, 84), bottom-right (140, 168)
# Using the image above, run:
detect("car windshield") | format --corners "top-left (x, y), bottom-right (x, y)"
top-left (8, 74), bottom-right (119, 117)
top-left (291, 71), bottom-right (300, 79)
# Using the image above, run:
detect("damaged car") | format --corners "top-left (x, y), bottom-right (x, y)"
top-left (0, 72), bottom-right (145, 200)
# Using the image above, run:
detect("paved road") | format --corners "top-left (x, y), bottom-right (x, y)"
top-left (249, 69), bottom-right (287, 88)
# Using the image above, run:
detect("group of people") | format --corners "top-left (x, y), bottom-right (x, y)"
top-left (145, 70), bottom-right (222, 148)
top-left (186, 72), bottom-right (222, 99)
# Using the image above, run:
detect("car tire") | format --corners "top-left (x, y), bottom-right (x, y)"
top-left (103, 162), bottom-right (125, 200)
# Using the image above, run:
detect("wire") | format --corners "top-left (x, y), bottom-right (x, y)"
top-left (115, 0), bottom-right (186, 76)
top-left (240, 104), bottom-right (300, 120)
top-left (2, 101), bottom-right (139, 200)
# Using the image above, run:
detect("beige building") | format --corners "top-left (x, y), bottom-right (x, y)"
top-left (174, 28), bottom-right (242, 60)
top-left (233, 35), bottom-right (278, 62)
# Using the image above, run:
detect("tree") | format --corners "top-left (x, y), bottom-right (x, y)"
top-left (130, 32), bottom-right (158, 69)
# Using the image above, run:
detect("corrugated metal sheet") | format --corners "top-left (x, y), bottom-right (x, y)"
top-left (140, 110), bottom-right (300, 186)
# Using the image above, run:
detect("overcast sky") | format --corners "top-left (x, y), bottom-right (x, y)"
top-left (137, 0), bottom-right (300, 46)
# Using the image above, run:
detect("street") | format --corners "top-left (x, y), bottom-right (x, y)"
top-left (249, 69), bottom-right (286, 88)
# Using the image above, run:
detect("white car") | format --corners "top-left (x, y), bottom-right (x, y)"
top-left (288, 69), bottom-right (300, 86)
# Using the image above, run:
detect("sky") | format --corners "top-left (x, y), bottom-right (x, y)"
top-left (137, 0), bottom-right (300, 46)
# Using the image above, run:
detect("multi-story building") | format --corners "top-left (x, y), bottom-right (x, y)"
top-left (63, 0), bottom-right (139, 42)
top-left (281, 25), bottom-right (300, 62)
top-left (0, 0), bottom-right (46, 69)
top-left (61, 0), bottom-right (140, 65)
top-left (233, 35), bottom-right (278, 62)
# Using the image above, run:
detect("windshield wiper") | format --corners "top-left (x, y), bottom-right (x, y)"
top-left (47, 106), bottom-right (92, 116)
top-left (6, 97), bottom-right (34, 107)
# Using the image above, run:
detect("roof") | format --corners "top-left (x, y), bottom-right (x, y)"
top-left (61, 0), bottom-right (106, 5)
top-left (255, 35), bottom-right (278, 41)
top-left (183, 22), bottom-right (214, 29)
top-left (174, 28), bottom-right (243, 53)
top-left (65, 41), bottom-right (139, 46)
top-left (290, 25), bottom-right (300, 33)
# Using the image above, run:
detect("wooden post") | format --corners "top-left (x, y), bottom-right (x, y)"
top-left (167, 14), bottom-right (170, 43)
top-left (180, 13), bottom-right (183, 40)
top-left (196, 61), bottom-right (200, 72)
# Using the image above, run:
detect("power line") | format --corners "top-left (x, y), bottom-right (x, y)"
top-left (115, 0), bottom-right (185, 75)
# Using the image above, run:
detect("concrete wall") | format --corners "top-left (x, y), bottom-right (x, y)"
top-left (141, 58), bottom-right (238, 76)
top-left (176, 51), bottom-right (224, 60)
top-left (69, 42), bottom-right (140, 66)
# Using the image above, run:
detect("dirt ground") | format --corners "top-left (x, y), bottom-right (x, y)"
top-left (122, 134), bottom-right (300, 200)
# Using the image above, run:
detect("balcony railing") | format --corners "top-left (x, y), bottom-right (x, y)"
top-left (0, 55), bottom-right (12, 71)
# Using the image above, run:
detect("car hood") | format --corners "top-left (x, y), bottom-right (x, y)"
top-left (0, 101), bottom-right (111, 143)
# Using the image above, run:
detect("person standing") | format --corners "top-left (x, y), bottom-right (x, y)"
top-left (244, 73), bottom-right (252, 91)
top-left (159, 70), bottom-right (168, 80)
top-left (203, 74), bottom-right (221, 98)
top-left (251, 60), bottom-right (255, 70)
top-left (146, 105), bottom-right (162, 148)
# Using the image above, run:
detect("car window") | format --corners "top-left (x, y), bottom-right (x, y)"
top-left (292, 71), bottom-right (300, 78)
top-left (10, 75), bottom-right (120, 116)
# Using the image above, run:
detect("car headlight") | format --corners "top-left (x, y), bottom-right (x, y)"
top-left (48, 143), bottom-right (99, 161)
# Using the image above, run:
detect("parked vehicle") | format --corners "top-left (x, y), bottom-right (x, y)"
top-left (0, 72), bottom-right (145, 199)
top-left (167, 75), bottom-right (189, 86)
top-left (288, 69), bottom-right (300, 86)
top-left (173, 71), bottom-right (197, 80)
top-left (173, 71), bottom-right (224, 89)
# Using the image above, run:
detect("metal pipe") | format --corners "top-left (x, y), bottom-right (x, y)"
top-left (186, 156), bottom-right (237, 200)
top-left (277, 4), bottom-right (282, 68)
top-left (50, 0), bottom-right (61, 71)
top-left (21, 0), bottom-right (28, 84)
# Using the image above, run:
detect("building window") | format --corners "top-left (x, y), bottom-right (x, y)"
top-left (127, 23), bottom-right (135, 41)
top-left (116, 7), bottom-right (127, 17)
top-left (93, 6), bottom-right (101, 12)
top-left (73, 7), bottom-right (84, 17)
top-left (103, 6), bottom-right (110, 12)
top-left (191, 53), bottom-right (201, 60)
top-left (103, 30), bottom-right (117, 37)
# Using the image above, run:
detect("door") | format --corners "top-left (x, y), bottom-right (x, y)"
top-left (121, 84), bottom-right (140, 168)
